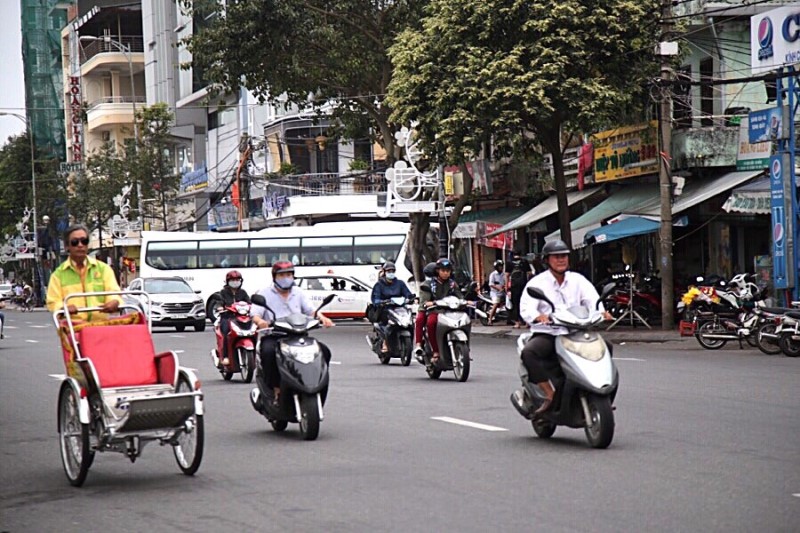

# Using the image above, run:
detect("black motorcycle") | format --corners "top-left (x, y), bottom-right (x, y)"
top-left (366, 296), bottom-right (415, 366)
top-left (249, 294), bottom-right (335, 441)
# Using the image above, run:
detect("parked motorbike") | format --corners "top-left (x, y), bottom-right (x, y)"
top-left (366, 296), bottom-right (415, 366)
top-left (510, 284), bottom-right (618, 449)
top-left (418, 288), bottom-right (485, 382)
top-left (754, 307), bottom-right (795, 355)
top-left (249, 294), bottom-right (335, 440)
top-left (211, 300), bottom-right (258, 382)
top-left (476, 291), bottom-right (510, 326)
top-left (776, 310), bottom-right (800, 357)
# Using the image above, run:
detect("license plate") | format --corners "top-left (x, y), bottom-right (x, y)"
top-left (171, 314), bottom-right (186, 319)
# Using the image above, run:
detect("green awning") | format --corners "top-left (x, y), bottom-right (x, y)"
top-left (459, 206), bottom-right (530, 225)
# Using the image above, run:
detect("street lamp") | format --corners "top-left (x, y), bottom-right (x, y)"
top-left (79, 35), bottom-right (143, 226)
top-left (0, 111), bottom-right (40, 305)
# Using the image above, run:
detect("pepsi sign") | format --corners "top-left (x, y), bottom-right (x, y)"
top-left (752, 7), bottom-right (800, 74)
top-left (758, 17), bottom-right (773, 60)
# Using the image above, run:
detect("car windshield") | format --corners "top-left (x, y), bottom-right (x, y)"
top-left (144, 279), bottom-right (194, 294)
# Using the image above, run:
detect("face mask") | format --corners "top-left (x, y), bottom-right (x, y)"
top-left (228, 280), bottom-right (242, 289)
top-left (274, 276), bottom-right (294, 290)
top-left (385, 272), bottom-right (396, 281)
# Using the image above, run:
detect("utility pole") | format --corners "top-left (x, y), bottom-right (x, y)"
top-left (658, 0), bottom-right (675, 329)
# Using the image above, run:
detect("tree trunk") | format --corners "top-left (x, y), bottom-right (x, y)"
top-left (408, 212), bottom-right (430, 282)
top-left (540, 125), bottom-right (571, 249)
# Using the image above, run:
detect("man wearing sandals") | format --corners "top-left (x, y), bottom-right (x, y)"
top-left (416, 258), bottom-right (463, 364)
top-left (513, 240), bottom-right (611, 416)
top-left (46, 223), bottom-right (122, 321)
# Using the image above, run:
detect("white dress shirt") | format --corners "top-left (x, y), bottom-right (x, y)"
top-left (519, 269), bottom-right (603, 335)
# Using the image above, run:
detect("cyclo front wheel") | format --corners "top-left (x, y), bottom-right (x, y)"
top-left (58, 384), bottom-right (92, 487)
top-left (173, 375), bottom-right (204, 475)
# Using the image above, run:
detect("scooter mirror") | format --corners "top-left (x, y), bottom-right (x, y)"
top-left (526, 286), bottom-right (555, 312)
top-left (419, 285), bottom-right (432, 294)
top-left (321, 294), bottom-right (336, 306)
top-left (251, 294), bottom-right (267, 307)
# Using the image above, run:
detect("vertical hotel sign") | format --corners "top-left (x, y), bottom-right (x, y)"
top-left (69, 76), bottom-right (82, 162)
top-left (770, 154), bottom-right (795, 289)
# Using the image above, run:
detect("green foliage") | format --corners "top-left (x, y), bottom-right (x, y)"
top-left (179, 0), bottom-right (428, 160)
top-left (348, 158), bottom-right (370, 171)
top-left (72, 142), bottom-right (128, 232)
top-left (278, 162), bottom-right (300, 176)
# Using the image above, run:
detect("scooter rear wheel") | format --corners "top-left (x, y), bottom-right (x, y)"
top-left (696, 321), bottom-right (727, 350)
top-left (779, 332), bottom-right (800, 357)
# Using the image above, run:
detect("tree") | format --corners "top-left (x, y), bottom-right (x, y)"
top-left (387, 0), bottom-right (661, 248)
top-left (74, 142), bottom-right (129, 249)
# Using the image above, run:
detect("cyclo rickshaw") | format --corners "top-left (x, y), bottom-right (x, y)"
top-left (53, 291), bottom-right (204, 487)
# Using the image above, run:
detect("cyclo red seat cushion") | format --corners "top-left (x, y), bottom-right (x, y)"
top-left (78, 323), bottom-right (158, 388)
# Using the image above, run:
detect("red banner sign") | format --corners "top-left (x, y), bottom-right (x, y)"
top-left (69, 76), bottom-right (82, 162)
top-left (477, 221), bottom-right (514, 250)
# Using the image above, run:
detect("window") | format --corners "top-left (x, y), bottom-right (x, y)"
top-left (146, 241), bottom-right (199, 269)
top-left (700, 58), bottom-right (714, 127)
top-left (673, 66), bottom-right (692, 129)
top-left (300, 237), bottom-right (353, 266)
top-left (248, 238), bottom-right (301, 267)
top-left (353, 235), bottom-right (404, 265)
top-left (198, 240), bottom-right (248, 268)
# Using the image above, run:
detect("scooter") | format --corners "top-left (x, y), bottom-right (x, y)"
top-left (476, 291), bottom-right (509, 326)
top-left (510, 284), bottom-right (619, 449)
top-left (418, 288), bottom-right (485, 382)
top-left (366, 296), bottom-right (415, 366)
top-left (211, 300), bottom-right (258, 382)
top-left (249, 294), bottom-right (335, 441)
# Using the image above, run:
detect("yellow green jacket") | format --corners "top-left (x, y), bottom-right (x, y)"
top-left (46, 256), bottom-right (122, 321)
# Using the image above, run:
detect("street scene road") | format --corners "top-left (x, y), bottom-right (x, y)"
top-left (1, 309), bottom-right (798, 532)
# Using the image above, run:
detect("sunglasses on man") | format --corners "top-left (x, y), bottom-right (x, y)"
top-left (70, 237), bottom-right (90, 247)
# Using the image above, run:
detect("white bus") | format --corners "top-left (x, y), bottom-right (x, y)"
top-left (138, 221), bottom-right (413, 316)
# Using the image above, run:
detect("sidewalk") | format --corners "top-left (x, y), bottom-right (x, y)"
top-left (472, 322), bottom-right (687, 344)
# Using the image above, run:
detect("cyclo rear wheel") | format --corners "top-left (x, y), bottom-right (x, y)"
top-left (173, 375), bottom-right (204, 475)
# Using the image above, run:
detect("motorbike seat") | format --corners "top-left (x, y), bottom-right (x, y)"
top-left (786, 311), bottom-right (800, 320)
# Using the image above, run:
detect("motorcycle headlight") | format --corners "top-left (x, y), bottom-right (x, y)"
top-left (560, 336), bottom-right (606, 362)
top-left (281, 341), bottom-right (319, 364)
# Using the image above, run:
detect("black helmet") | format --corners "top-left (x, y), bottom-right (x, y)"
top-left (435, 258), bottom-right (453, 272)
top-left (541, 239), bottom-right (571, 257)
top-left (382, 261), bottom-right (396, 272)
top-left (423, 262), bottom-right (437, 278)
top-left (494, 259), bottom-right (504, 268)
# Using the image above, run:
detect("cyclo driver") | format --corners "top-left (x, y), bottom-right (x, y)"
top-left (217, 270), bottom-right (250, 366)
top-left (250, 261), bottom-right (334, 407)
top-left (415, 258), bottom-right (463, 364)
top-left (512, 239), bottom-right (612, 416)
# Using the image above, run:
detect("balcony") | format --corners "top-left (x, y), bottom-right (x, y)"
top-left (85, 96), bottom-right (145, 132)
top-left (80, 36), bottom-right (144, 76)
top-left (266, 173), bottom-right (387, 197)
top-left (671, 126), bottom-right (740, 170)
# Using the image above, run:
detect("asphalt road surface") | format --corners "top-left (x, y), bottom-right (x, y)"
top-left (1, 309), bottom-right (798, 532)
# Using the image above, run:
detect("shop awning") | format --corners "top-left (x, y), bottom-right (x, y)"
top-left (721, 176), bottom-right (771, 215)
top-left (484, 187), bottom-right (602, 238)
top-left (584, 217), bottom-right (661, 245)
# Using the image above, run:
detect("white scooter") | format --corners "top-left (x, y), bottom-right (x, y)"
top-left (511, 284), bottom-right (619, 449)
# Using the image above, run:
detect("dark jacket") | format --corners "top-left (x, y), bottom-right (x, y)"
top-left (419, 277), bottom-right (463, 307)
top-left (219, 287), bottom-right (250, 316)
top-left (371, 277), bottom-right (413, 305)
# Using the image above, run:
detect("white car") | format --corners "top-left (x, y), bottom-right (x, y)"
top-left (124, 277), bottom-right (207, 332)
top-left (0, 283), bottom-right (13, 302)
top-left (295, 275), bottom-right (372, 319)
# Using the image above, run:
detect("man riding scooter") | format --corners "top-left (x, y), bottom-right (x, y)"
top-left (217, 270), bottom-right (250, 366)
top-left (250, 261), bottom-right (334, 408)
top-left (415, 258), bottom-right (463, 364)
top-left (371, 261), bottom-right (414, 354)
top-left (511, 240), bottom-right (612, 416)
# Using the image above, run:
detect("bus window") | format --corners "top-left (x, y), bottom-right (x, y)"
top-left (354, 235), bottom-right (405, 265)
top-left (248, 238), bottom-right (301, 267)
top-left (146, 241), bottom-right (199, 269)
top-left (199, 240), bottom-right (248, 268)
top-left (301, 237), bottom-right (353, 266)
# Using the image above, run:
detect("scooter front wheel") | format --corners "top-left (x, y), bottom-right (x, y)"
top-left (696, 321), bottom-right (727, 350)
top-left (299, 394), bottom-right (320, 441)
top-left (584, 395), bottom-right (614, 449)
top-left (452, 343), bottom-right (470, 382)
top-left (531, 418), bottom-right (556, 439)
top-left (399, 337), bottom-right (412, 367)
top-left (240, 348), bottom-right (255, 383)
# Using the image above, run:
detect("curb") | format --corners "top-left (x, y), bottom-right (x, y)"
top-left (471, 328), bottom-right (689, 344)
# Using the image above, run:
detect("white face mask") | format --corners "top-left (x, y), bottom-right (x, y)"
top-left (275, 276), bottom-right (294, 290)
top-left (228, 280), bottom-right (242, 289)
top-left (385, 272), bottom-right (396, 281)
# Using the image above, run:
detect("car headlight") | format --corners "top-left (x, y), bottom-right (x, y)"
top-left (280, 341), bottom-right (319, 364)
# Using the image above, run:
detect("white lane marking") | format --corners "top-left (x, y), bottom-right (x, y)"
top-left (431, 416), bottom-right (508, 432)
top-left (170, 335), bottom-right (186, 338)
top-left (330, 361), bottom-right (342, 365)
top-left (25, 339), bottom-right (39, 343)
top-left (793, 493), bottom-right (800, 498)
top-left (5, 325), bottom-right (18, 329)
top-left (615, 357), bottom-right (645, 361)
top-left (29, 325), bottom-right (47, 328)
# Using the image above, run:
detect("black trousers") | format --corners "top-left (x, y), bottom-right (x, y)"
top-left (259, 336), bottom-right (332, 389)
top-left (521, 334), bottom-right (613, 383)
top-left (219, 315), bottom-right (232, 359)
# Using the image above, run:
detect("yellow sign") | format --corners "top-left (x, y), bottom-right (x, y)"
top-left (444, 171), bottom-right (454, 195)
top-left (592, 121), bottom-right (659, 182)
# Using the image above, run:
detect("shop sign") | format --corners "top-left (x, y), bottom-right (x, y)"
top-left (737, 117), bottom-right (771, 171)
top-left (179, 164), bottom-right (209, 193)
top-left (452, 222), bottom-right (476, 239)
top-left (751, 6), bottom-right (800, 74)
top-left (69, 76), bottom-right (83, 162)
top-left (748, 107), bottom-right (786, 143)
top-left (770, 154), bottom-right (795, 289)
top-left (477, 221), bottom-right (513, 250)
top-left (591, 122), bottom-right (658, 183)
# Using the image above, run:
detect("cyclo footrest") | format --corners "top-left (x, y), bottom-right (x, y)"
top-left (116, 393), bottom-right (196, 433)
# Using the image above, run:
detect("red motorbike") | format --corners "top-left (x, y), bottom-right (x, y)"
top-left (212, 301), bottom-right (258, 383)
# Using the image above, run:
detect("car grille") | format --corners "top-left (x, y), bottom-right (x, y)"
top-left (162, 302), bottom-right (194, 313)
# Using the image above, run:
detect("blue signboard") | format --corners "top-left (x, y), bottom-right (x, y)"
top-left (770, 155), bottom-right (789, 289)
top-left (749, 107), bottom-right (783, 143)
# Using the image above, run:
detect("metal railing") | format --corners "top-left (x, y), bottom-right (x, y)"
top-left (80, 36), bottom-right (144, 63)
top-left (267, 172), bottom-right (387, 197)
top-left (86, 96), bottom-right (146, 110)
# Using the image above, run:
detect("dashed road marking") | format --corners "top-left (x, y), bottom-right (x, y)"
top-left (615, 357), bottom-right (645, 361)
top-left (431, 416), bottom-right (508, 432)
top-left (170, 335), bottom-right (186, 338)
top-left (29, 325), bottom-right (47, 328)
top-left (330, 361), bottom-right (342, 365)
top-left (793, 493), bottom-right (800, 498)
top-left (25, 339), bottom-right (39, 343)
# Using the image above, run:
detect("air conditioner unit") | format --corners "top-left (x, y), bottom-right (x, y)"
top-left (101, 131), bottom-right (111, 142)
